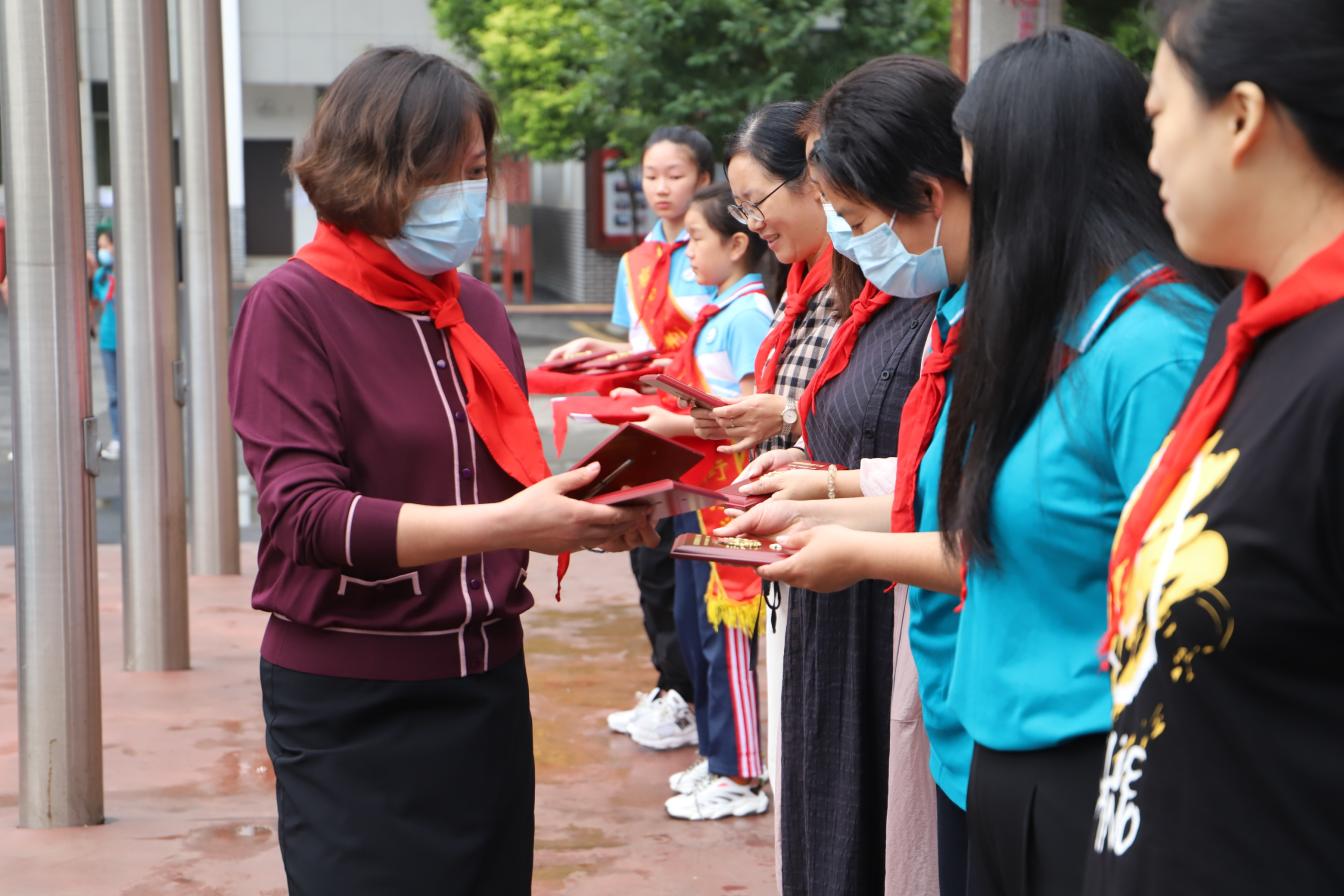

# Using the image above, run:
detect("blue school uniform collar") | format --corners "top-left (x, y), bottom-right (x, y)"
top-left (647, 220), bottom-right (690, 243)
top-left (714, 273), bottom-right (765, 308)
top-left (936, 283), bottom-right (968, 337)
top-left (1063, 252), bottom-right (1165, 352)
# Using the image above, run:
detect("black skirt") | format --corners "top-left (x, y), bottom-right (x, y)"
top-left (260, 653), bottom-right (534, 896)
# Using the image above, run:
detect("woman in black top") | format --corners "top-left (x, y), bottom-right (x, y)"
top-left (1087, 2), bottom-right (1344, 894)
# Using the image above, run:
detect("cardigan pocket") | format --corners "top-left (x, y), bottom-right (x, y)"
top-left (336, 570), bottom-right (423, 599)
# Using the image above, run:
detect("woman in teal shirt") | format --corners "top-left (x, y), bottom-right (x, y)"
top-left (722, 29), bottom-right (1228, 896)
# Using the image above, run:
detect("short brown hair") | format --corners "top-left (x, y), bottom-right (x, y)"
top-left (291, 47), bottom-right (497, 238)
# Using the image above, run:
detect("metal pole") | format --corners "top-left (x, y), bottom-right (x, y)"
top-left (179, 0), bottom-right (240, 575)
top-left (107, 0), bottom-right (190, 670)
top-left (1, 0), bottom-right (105, 828)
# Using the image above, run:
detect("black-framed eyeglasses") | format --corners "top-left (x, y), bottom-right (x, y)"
top-left (728, 178), bottom-right (793, 227)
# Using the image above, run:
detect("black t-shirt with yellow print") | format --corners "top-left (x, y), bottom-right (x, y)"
top-left (1084, 292), bottom-right (1344, 895)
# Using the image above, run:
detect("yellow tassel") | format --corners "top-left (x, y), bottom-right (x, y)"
top-left (703, 562), bottom-right (762, 635)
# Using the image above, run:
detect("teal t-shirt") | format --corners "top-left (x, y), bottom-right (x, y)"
top-left (93, 264), bottom-right (117, 352)
top-left (908, 283), bottom-right (972, 808)
top-left (947, 254), bottom-right (1216, 752)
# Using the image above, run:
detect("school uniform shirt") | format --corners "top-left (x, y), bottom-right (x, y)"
top-left (694, 274), bottom-right (773, 399)
top-left (610, 221), bottom-right (715, 353)
top-left (907, 283), bottom-right (973, 809)
top-left (1085, 291), bottom-right (1344, 894)
top-left (946, 255), bottom-right (1215, 753)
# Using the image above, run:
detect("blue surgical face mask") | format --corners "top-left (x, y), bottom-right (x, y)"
top-left (385, 178), bottom-right (489, 276)
top-left (846, 212), bottom-right (950, 299)
top-left (823, 202), bottom-right (859, 263)
top-left (97, 248), bottom-right (114, 268)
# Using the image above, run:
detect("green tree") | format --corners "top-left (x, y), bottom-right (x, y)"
top-left (432, 0), bottom-right (950, 160)
top-left (1066, 0), bottom-right (1159, 71)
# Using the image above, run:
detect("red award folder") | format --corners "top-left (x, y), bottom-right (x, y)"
top-left (576, 349), bottom-right (660, 372)
top-left (637, 373), bottom-right (727, 409)
top-left (589, 479), bottom-right (736, 522)
top-left (670, 533), bottom-right (794, 567)
top-left (538, 347), bottom-right (616, 372)
top-left (570, 424), bottom-right (704, 499)
top-left (716, 480), bottom-right (766, 510)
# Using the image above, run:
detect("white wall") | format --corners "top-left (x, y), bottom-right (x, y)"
top-left (238, 0), bottom-right (470, 84)
top-left (79, 0), bottom-right (466, 83)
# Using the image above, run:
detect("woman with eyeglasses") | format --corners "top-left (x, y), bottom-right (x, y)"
top-left (681, 100), bottom-right (838, 881)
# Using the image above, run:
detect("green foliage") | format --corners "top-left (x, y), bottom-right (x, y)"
top-left (475, 0), bottom-right (603, 158)
top-left (431, 0), bottom-right (951, 160)
top-left (1066, 0), bottom-right (1159, 72)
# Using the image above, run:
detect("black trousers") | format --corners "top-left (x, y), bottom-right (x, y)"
top-left (261, 653), bottom-right (534, 896)
top-left (937, 784), bottom-right (990, 896)
top-left (629, 517), bottom-right (693, 701)
top-left (966, 734), bottom-right (1108, 896)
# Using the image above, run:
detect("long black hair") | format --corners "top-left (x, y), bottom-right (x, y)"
top-left (1160, 0), bottom-right (1344, 177)
top-left (724, 102), bottom-right (813, 303)
top-left (810, 55), bottom-right (964, 218)
top-left (809, 55), bottom-right (965, 307)
top-left (938, 27), bottom-right (1226, 563)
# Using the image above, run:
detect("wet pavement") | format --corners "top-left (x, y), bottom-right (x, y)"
top-left (0, 283), bottom-right (776, 892)
top-left (0, 545), bottom-right (775, 895)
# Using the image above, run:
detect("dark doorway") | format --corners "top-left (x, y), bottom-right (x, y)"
top-left (243, 140), bottom-right (293, 255)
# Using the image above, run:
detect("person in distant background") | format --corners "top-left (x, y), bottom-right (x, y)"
top-left (92, 224), bottom-right (121, 461)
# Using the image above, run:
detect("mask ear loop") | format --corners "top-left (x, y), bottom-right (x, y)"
top-left (931, 216), bottom-right (944, 250)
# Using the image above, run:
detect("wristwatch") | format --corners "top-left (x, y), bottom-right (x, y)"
top-left (779, 400), bottom-right (799, 438)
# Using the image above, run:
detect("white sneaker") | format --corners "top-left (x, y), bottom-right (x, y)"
top-left (99, 439), bottom-right (120, 461)
top-left (607, 688), bottom-right (659, 735)
top-left (665, 775), bottom-right (769, 820)
top-left (629, 690), bottom-right (698, 750)
top-left (669, 757), bottom-right (710, 794)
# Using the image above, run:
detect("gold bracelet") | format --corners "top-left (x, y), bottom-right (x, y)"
top-left (826, 464), bottom-right (837, 500)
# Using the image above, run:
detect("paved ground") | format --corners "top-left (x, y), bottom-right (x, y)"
top-left (0, 546), bottom-right (775, 895)
top-left (0, 286), bottom-right (777, 893)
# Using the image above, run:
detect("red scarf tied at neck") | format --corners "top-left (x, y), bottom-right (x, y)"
top-left (1105, 230), bottom-right (1344, 663)
top-left (797, 280), bottom-right (897, 450)
top-left (296, 221), bottom-right (550, 490)
top-left (890, 320), bottom-right (961, 533)
top-left (754, 244), bottom-right (834, 393)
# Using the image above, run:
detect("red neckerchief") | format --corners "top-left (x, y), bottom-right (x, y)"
top-left (797, 280), bottom-right (896, 451)
top-left (754, 244), bottom-right (834, 393)
top-left (626, 237), bottom-right (693, 353)
top-left (890, 319), bottom-right (961, 533)
top-left (296, 221), bottom-right (550, 489)
top-left (1104, 232), bottom-right (1344, 661)
top-left (296, 223), bottom-right (572, 598)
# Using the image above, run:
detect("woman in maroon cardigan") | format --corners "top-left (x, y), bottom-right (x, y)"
top-left (228, 47), bottom-right (654, 896)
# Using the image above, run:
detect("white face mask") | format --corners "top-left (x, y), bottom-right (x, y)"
top-left (823, 202), bottom-right (860, 263)
top-left (385, 178), bottom-right (489, 276)
top-left (843, 211), bottom-right (950, 298)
